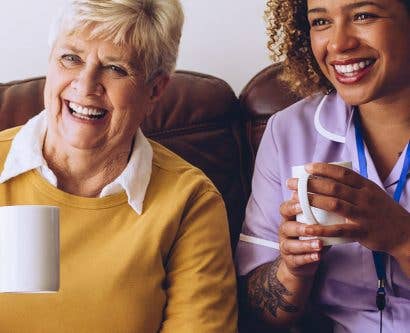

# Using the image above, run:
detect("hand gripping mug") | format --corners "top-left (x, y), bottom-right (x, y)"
top-left (291, 161), bottom-right (353, 246)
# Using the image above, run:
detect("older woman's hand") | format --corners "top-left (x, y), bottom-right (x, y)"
top-left (287, 163), bottom-right (410, 257)
top-left (278, 193), bottom-right (325, 280)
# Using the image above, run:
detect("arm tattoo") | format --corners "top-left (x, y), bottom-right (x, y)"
top-left (247, 257), bottom-right (298, 317)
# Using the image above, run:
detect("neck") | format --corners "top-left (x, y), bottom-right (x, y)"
top-left (356, 88), bottom-right (410, 181)
top-left (358, 86), bottom-right (410, 132)
top-left (43, 135), bottom-right (132, 197)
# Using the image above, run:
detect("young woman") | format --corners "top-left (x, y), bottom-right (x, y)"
top-left (236, 0), bottom-right (410, 331)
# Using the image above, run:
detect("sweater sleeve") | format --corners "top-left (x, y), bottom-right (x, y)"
top-left (160, 190), bottom-right (238, 333)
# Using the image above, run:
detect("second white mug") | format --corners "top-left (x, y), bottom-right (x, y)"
top-left (0, 205), bottom-right (60, 293)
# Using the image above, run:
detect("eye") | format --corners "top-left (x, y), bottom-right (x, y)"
top-left (60, 54), bottom-right (82, 66)
top-left (354, 12), bottom-right (378, 21)
top-left (107, 65), bottom-right (128, 77)
top-left (311, 18), bottom-right (330, 27)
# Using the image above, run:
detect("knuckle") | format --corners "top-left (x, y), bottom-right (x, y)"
top-left (316, 163), bottom-right (326, 173)
top-left (279, 201), bottom-right (291, 216)
top-left (327, 198), bottom-right (341, 211)
top-left (279, 201), bottom-right (286, 213)
top-left (279, 223), bottom-right (287, 236)
top-left (349, 190), bottom-right (359, 203)
top-left (283, 255), bottom-right (294, 268)
top-left (304, 241), bottom-right (314, 251)
top-left (340, 167), bottom-right (350, 177)
top-left (304, 254), bottom-right (313, 263)
top-left (333, 226), bottom-right (344, 236)
top-left (367, 194), bottom-right (378, 206)
top-left (279, 240), bottom-right (287, 254)
top-left (332, 182), bottom-right (342, 194)
top-left (345, 205), bottom-right (356, 218)
top-left (290, 255), bottom-right (299, 268)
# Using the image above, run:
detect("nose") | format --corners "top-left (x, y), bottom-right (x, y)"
top-left (70, 66), bottom-right (104, 97)
top-left (328, 23), bottom-right (360, 54)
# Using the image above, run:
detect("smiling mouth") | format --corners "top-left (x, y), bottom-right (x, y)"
top-left (331, 59), bottom-right (376, 84)
top-left (67, 101), bottom-right (107, 120)
top-left (333, 59), bottom-right (375, 76)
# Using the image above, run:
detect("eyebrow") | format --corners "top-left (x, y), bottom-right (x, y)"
top-left (104, 55), bottom-right (131, 64)
top-left (60, 43), bottom-right (84, 54)
top-left (103, 55), bottom-right (138, 71)
top-left (307, 1), bottom-right (386, 15)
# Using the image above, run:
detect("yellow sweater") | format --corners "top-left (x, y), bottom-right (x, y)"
top-left (0, 127), bottom-right (237, 333)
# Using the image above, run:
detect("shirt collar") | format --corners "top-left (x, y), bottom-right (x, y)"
top-left (313, 91), bottom-right (354, 143)
top-left (313, 92), bottom-right (410, 189)
top-left (0, 111), bottom-right (153, 215)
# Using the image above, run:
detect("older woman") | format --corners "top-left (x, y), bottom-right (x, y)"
top-left (236, 0), bottom-right (409, 332)
top-left (0, 1), bottom-right (237, 332)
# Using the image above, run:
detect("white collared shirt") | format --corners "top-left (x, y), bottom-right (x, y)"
top-left (0, 111), bottom-right (153, 215)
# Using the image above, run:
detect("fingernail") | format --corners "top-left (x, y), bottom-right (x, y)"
top-left (286, 178), bottom-right (296, 188)
top-left (311, 240), bottom-right (320, 249)
top-left (311, 253), bottom-right (319, 261)
top-left (305, 163), bottom-right (314, 172)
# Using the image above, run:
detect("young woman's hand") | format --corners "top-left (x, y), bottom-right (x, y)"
top-left (287, 163), bottom-right (410, 256)
top-left (279, 194), bottom-right (325, 279)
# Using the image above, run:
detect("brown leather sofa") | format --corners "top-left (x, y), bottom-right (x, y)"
top-left (0, 63), bottom-right (310, 332)
top-left (0, 63), bottom-right (300, 252)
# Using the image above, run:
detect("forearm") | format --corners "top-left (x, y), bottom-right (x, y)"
top-left (245, 256), bottom-right (314, 328)
top-left (390, 215), bottom-right (410, 277)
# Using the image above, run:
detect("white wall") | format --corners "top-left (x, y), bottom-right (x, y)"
top-left (0, 1), bottom-right (271, 95)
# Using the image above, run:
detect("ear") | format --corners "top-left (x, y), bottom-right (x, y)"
top-left (148, 72), bottom-right (170, 102)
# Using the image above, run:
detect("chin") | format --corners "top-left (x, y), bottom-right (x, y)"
top-left (333, 84), bottom-right (378, 106)
top-left (338, 93), bottom-right (371, 106)
top-left (62, 134), bottom-right (103, 150)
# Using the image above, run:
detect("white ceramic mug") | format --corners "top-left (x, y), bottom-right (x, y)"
top-left (292, 161), bottom-right (353, 246)
top-left (0, 205), bottom-right (60, 293)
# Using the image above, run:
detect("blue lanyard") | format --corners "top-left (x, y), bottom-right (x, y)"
top-left (353, 108), bottom-right (410, 311)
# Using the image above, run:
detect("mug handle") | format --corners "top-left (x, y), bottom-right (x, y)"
top-left (297, 173), bottom-right (318, 225)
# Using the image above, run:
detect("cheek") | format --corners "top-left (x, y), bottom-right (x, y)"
top-left (43, 74), bottom-right (60, 111)
top-left (110, 85), bottom-right (151, 117)
top-left (310, 35), bottom-right (325, 64)
top-left (43, 79), bottom-right (51, 110)
top-left (44, 69), bottom-right (71, 115)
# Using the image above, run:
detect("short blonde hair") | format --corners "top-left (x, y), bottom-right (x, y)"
top-left (49, 0), bottom-right (184, 81)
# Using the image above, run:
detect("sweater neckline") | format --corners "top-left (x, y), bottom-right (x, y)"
top-left (27, 169), bottom-right (129, 209)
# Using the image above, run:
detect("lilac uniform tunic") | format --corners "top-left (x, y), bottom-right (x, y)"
top-left (235, 92), bottom-right (410, 333)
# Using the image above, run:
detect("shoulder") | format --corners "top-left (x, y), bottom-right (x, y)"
top-left (268, 93), bottom-right (324, 133)
top-left (149, 139), bottom-right (219, 197)
top-left (0, 126), bottom-right (20, 143)
top-left (265, 92), bottom-right (350, 146)
top-left (0, 126), bottom-right (20, 165)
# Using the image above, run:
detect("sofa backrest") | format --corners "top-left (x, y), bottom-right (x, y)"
top-left (0, 64), bottom-right (306, 255)
top-left (239, 63), bottom-right (302, 177)
top-left (0, 70), bottom-right (249, 253)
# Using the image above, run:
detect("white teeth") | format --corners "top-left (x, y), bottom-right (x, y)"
top-left (68, 102), bottom-right (106, 117)
top-left (334, 60), bottom-right (372, 74)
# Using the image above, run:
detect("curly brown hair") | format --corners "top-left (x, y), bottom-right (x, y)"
top-left (265, 0), bottom-right (331, 97)
top-left (265, 0), bottom-right (410, 97)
